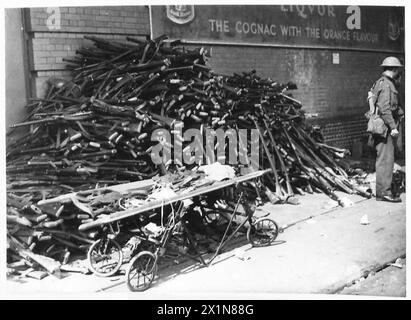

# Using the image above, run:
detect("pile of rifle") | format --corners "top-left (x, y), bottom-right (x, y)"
top-left (6, 35), bottom-right (371, 277)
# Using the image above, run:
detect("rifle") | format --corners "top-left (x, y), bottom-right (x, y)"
top-left (282, 126), bottom-right (314, 194)
top-left (262, 118), bottom-right (293, 196)
top-left (10, 111), bottom-right (93, 128)
top-left (7, 234), bottom-right (61, 275)
top-left (251, 116), bottom-right (283, 202)
top-left (293, 126), bottom-right (370, 198)
top-left (89, 98), bottom-right (135, 117)
top-left (290, 126), bottom-right (353, 193)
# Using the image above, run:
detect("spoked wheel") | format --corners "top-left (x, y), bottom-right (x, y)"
top-left (247, 218), bottom-right (279, 247)
top-left (126, 251), bottom-right (157, 292)
top-left (87, 238), bottom-right (123, 277)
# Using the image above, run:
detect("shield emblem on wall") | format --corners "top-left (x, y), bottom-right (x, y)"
top-left (166, 5), bottom-right (195, 24)
top-left (387, 11), bottom-right (402, 41)
top-left (388, 21), bottom-right (400, 41)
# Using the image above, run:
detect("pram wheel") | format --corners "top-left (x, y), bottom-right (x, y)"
top-left (247, 218), bottom-right (279, 247)
top-left (126, 251), bottom-right (157, 292)
top-left (87, 238), bottom-right (123, 277)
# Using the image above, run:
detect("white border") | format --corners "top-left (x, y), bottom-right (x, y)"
top-left (0, 0), bottom-right (409, 301)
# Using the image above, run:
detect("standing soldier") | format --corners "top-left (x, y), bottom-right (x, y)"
top-left (370, 57), bottom-right (404, 202)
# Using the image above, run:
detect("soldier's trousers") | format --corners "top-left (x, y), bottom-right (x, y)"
top-left (375, 134), bottom-right (395, 197)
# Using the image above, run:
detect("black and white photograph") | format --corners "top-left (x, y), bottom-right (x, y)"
top-left (1, 0), bottom-right (408, 303)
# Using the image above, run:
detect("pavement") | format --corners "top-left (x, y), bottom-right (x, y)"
top-left (5, 190), bottom-right (406, 299)
top-left (339, 258), bottom-right (406, 297)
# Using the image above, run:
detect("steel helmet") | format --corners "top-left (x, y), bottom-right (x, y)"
top-left (380, 56), bottom-right (403, 67)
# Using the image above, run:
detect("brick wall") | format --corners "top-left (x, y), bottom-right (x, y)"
top-left (25, 6), bottom-right (150, 97)
top-left (28, 7), bottom-right (149, 34)
top-left (309, 116), bottom-right (368, 150)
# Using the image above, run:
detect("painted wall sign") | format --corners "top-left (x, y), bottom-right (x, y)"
top-left (151, 5), bottom-right (404, 52)
top-left (46, 7), bottom-right (61, 30)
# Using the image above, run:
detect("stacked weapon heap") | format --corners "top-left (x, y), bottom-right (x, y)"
top-left (6, 35), bottom-right (371, 277)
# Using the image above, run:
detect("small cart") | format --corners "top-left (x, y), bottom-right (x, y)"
top-left (79, 169), bottom-right (280, 291)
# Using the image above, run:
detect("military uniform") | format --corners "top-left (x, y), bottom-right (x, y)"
top-left (372, 74), bottom-right (404, 198)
